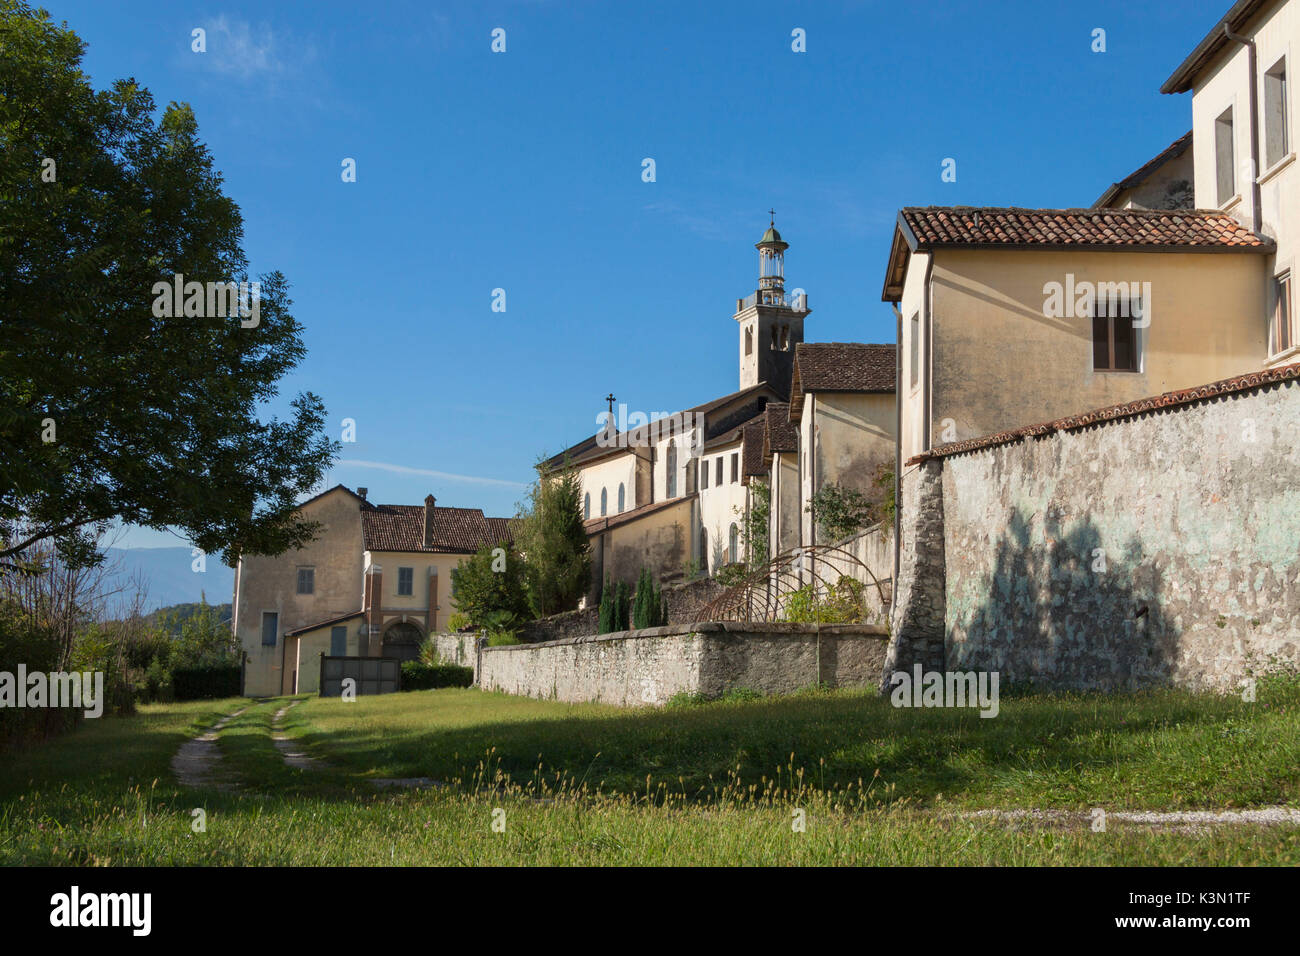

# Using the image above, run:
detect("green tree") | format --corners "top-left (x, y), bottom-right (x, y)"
top-left (514, 459), bottom-right (592, 617)
top-left (449, 543), bottom-right (530, 631)
top-left (0, 2), bottom-right (336, 573)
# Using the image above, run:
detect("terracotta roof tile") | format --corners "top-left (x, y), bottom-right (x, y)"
top-left (792, 342), bottom-right (896, 393)
top-left (361, 503), bottom-right (510, 553)
top-left (741, 420), bottom-right (766, 479)
top-left (899, 206), bottom-right (1271, 250)
top-left (763, 402), bottom-right (798, 465)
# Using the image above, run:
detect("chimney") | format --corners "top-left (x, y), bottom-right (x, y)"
top-left (424, 494), bottom-right (436, 548)
top-left (357, 487), bottom-right (368, 500)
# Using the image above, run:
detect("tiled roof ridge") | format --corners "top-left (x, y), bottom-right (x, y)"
top-left (907, 362), bottom-right (1300, 466)
top-left (902, 204), bottom-right (1236, 218)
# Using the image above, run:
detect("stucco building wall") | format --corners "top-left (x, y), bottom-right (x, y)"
top-left (925, 248), bottom-right (1268, 458)
top-left (1187, 0), bottom-right (1298, 369)
top-left (234, 488), bottom-right (365, 696)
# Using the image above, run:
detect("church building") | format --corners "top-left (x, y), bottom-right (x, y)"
top-left (546, 219), bottom-right (896, 600)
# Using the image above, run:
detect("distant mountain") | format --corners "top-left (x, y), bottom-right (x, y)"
top-left (101, 547), bottom-right (235, 615)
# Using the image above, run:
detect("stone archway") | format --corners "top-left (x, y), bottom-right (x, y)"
top-left (381, 620), bottom-right (424, 661)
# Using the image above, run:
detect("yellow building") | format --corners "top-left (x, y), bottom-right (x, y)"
top-left (233, 485), bottom-right (511, 696)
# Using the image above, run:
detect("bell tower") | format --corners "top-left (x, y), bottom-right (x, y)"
top-left (735, 212), bottom-right (810, 396)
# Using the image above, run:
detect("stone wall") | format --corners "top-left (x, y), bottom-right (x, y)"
top-left (430, 632), bottom-right (479, 674)
top-left (518, 575), bottom-right (727, 643)
top-left (885, 369), bottom-right (1300, 692)
top-left (479, 622), bottom-right (888, 706)
top-left (881, 462), bottom-right (946, 681)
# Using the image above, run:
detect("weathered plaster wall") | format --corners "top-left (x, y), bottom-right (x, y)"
top-left (804, 391), bottom-right (895, 547)
top-left (770, 452), bottom-right (800, 555)
top-left (479, 622), bottom-right (888, 706)
top-left (698, 437), bottom-right (748, 571)
top-left (928, 248), bottom-right (1267, 455)
top-left (886, 377), bottom-right (1300, 692)
top-left (430, 631), bottom-right (480, 679)
top-left (234, 488), bottom-right (364, 696)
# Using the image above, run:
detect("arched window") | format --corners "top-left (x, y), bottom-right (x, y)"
top-left (666, 441), bottom-right (678, 498)
top-left (617, 483), bottom-right (625, 513)
top-left (583, 492), bottom-right (591, 519)
top-left (600, 487), bottom-right (608, 516)
top-left (729, 523), bottom-right (739, 563)
top-left (744, 327), bottom-right (753, 355)
top-left (780, 325), bottom-right (790, 349)
top-left (771, 325), bottom-right (779, 349)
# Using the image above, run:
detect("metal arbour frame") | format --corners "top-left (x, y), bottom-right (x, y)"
top-left (698, 543), bottom-right (888, 623)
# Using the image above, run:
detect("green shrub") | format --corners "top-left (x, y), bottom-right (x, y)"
top-left (713, 562), bottom-right (749, 587)
top-left (446, 612), bottom-right (472, 632)
top-left (172, 664), bottom-right (241, 700)
top-left (400, 661), bottom-right (474, 690)
top-left (780, 576), bottom-right (866, 624)
top-left (487, 631), bottom-right (520, 647)
top-left (632, 568), bottom-right (668, 629)
top-left (598, 575), bottom-right (630, 633)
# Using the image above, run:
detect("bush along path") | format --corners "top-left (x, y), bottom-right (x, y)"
top-left (169, 706), bottom-right (247, 790)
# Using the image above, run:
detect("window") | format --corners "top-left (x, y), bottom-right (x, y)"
top-left (600, 487), bottom-right (607, 516)
top-left (1092, 295), bottom-right (1140, 371)
top-left (1215, 107), bottom-right (1235, 205)
top-left (296, 567), bottom-right (314, 595)
top-left (583, 492), bottom-right (590, 519)
top-left (397, 567), bottom-right (414, 596)
top-left (1273, 271), bottom-right (1293, 354)
top-left (701, 458), bottom-right (709, 489)
top-left (1266, 58), bottom-right (1289, 169)
top-left (617, 483), bottom-right (625, 513)
top-left (730, 453), bottom-right (739, 482)
top-left (909, 313), bottom-right (920, 390)
top-left (715, 457), bottom-right (723, 486)
top-left (666, 441), bottom-right (677, 497)
top-left (329, 626), bottom-right (347, 657)
top-left (261, 611), bottom-right (278, 647)
top-left (771, 325), bottom-right (779, 349)
top-left (745, 327), bottom-right (753, 355)
top-left (728, 523), bottom-right (739, 562)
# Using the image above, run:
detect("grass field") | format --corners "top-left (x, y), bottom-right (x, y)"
top-left (2, 677), bottom-right (1298, 865)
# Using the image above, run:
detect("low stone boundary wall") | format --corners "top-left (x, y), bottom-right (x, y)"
top-left (430, 632), bottom-right (480, 678)
top-left (479, 622), bottom-right (888, 706)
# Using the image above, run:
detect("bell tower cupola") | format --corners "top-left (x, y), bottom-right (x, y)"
top-left (734, 212), bottom-right (810, 397)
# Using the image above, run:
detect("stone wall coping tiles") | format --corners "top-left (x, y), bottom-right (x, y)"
top-left (906, 362), bottom-right (1300, 466)
top-left (481, 621), bottom-right (888, 652)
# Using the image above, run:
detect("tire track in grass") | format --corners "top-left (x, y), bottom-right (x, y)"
top-left (170, 707), bottom-right (248, 790)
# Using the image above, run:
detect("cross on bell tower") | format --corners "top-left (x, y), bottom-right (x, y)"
top-left (733, 213), bottom-right (810, 396)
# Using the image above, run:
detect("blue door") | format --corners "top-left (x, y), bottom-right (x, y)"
top-left (330, 626), bottom-right (347, 657)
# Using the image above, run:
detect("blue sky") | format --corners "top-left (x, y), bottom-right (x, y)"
top-left (49, 0), bottom-right (1226, 547)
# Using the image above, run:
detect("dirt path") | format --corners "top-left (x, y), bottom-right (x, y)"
top-left (271, 701), bottom-right (324, 771)
top-left (170, 707), bottom-right (247, 790)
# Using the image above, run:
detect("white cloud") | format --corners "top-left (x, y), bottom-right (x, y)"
top-left (336, 459), bottom-right (528, 489)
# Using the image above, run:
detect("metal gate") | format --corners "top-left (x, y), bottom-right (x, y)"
top-left (319, 655), bottom-right (401, 697)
